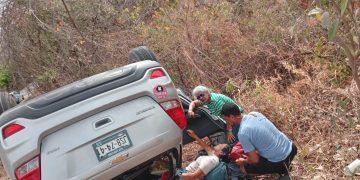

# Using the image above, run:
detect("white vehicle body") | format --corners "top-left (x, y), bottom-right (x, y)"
top-left (0, 59), bottom-right (186, 180)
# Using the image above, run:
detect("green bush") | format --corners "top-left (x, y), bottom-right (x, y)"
top-left (0, 65), bottom-right (11, 89)
top-left (328, 61), bottom-right (350, 87)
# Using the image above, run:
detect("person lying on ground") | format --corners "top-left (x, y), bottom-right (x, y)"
top-left (220, 103), bottom-right (297, 176)
top-left (178, 129), bottom-right (231, 180)
top-left (188, 85), bottom-right (244, 143)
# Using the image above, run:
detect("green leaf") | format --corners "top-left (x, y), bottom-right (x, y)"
top-left (321, 12), bottom-right (330, 28)
top-left (340, 0), bottom-right (349, 16)
top-left (0, 65), bottom-right (11, 88)
top-left (328, 18), bottom-right (340, 41)
top-left (225, 79), bottom-right (238, 95)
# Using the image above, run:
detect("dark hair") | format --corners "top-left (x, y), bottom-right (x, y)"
top-left (219, 144), bottom-right (231, 163)
top-left (221, 103), bottom-right (241, 117)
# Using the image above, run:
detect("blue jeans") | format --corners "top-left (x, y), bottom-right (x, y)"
top-left (228, 162), bottom-right (245, 178)
top-left (175, 168), bottom-right (189, 177)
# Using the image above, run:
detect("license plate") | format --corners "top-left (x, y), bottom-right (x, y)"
top-left (92, 130), bottom-right (133, 161)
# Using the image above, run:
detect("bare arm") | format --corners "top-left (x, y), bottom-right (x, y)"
top-left (226, 122), bottom-right (236, 142)
top-left (186, 129), bottom-right (213, 155)
top-left (188, 100), bottom-right (201, 117)
top-left (189, 100), bottom-right (201, 111)
top-left (246, 150), bottom-right (260, 164)
top-left (181, 168), bottom-right (205, 180)
top-left (235, 149), bottom-right (259, 166)
top-left (234, 149), bottom-right (259, 174)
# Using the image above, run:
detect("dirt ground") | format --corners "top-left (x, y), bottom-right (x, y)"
top-left (0, 161), bottom-right (9, 180)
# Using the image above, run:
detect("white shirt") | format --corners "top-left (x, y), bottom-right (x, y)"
top-left (185, 152), bottom-right (219, 175)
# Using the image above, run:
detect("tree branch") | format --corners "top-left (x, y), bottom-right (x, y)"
top-left (61, 0), bottom-right (85, 39)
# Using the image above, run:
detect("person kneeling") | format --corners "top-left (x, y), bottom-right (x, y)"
top-left (221, 103), bottom-right (297, 176)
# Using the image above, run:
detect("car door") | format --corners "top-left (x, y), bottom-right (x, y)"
top-left (177, 89), bottom-right (227, 146)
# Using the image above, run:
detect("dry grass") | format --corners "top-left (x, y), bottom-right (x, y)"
top-left (233, 81), bottom-right (360, 179)
top-left (1, 0), bottom-right (360, 179)
top-left (182, 80), bottom-right (360, 179)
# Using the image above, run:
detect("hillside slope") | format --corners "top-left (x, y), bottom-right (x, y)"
top-left (0, 0), bottom-right (359, 179)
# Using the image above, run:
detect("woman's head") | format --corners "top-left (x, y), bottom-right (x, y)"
top-left (214, 144), bottom-right (231, 162)
top-left (192, 85), bottom-right (211, 102)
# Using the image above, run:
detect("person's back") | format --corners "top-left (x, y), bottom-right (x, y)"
top-left (238, 112), bottom-right (292, 162)
top-left (221, 103), bottom-right (297, 176)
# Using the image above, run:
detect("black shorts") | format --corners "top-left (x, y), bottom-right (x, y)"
top-left (244, 143), bottom-right (297, 174)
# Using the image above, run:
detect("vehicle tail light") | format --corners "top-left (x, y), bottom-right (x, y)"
top-left (15, 156), bottom-right (40, 180)
top-left (160, 100), bottom-right (187, 129)
top-left (150, 69), bottom-right (166, 79)
top-left (2, 123), bottom-right (25, 139)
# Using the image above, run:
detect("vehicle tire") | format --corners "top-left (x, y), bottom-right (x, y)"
top-left (0, 91), bottom-right (16, 115)
top-left (128, 46), bottom-right (158, 63)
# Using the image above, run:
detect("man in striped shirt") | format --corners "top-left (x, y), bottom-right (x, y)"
top-left (188, 85), bottom-right (244, 143)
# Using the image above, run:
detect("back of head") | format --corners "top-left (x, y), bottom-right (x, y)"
top-left (221, 103), bottom-right (241, 116)
top-left (192, 85), bottom-right (210, 99)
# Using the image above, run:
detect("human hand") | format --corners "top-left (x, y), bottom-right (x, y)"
top-left (186, 129), bottom-right (197, 139)
top-left (227, 132), bottom-right (236, 143)
top-left (188, 110), bottom-right (195, 117)
top-left (235, 157), bottom-right (248, 166)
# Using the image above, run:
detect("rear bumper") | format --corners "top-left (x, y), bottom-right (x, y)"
top-left (112, 147), bottom-right (182, 180)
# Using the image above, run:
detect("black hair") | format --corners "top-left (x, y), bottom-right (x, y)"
top-left (219, 144), bottom-right (231, 163)
top-left (221, 103), bottom-right (241, 117)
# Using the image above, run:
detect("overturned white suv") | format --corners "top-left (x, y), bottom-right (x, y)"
top-left (0, 46), bottom-right (226, 180)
